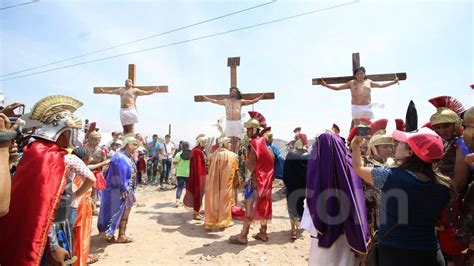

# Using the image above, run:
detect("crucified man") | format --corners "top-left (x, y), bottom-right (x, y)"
top-left (202, 87), bottom-right (265, 154)
top-left (97, 79), bottom-right (161, 134)
top-left (321, 67), bottom-right (399, 126)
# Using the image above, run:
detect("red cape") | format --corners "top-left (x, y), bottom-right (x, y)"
top-left (183, 146), bottom-right (207, 212)
top-left (0, 139), bottom-right (67, 266)
top-left (250, 137), bottom-right (274, 220)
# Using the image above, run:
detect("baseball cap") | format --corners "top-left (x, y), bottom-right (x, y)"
top-left (392, 128), bottom-right (443, 163)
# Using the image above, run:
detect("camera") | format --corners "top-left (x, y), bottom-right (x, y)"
top-left (356, 125), bottom-right (371, 136)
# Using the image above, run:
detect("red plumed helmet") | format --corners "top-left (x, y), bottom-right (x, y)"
top-left (395, 119), bottom-right (405, 131)
top-left (248, 111), bottom-right (267, 128)
top-left (347, 127), bottom-right (357, 143)
top-left (428, 96), bottom-right (465, 115)
top-left (370, 119), bottom-right (388, 135)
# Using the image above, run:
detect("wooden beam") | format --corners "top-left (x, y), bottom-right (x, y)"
top-left (194, 92), bottom-right (274, 102)
top-left (128, 64), bottom-right (136, 84)
top-left (228, 57), bottom-right (240, 88)
top-left (312, 72), bottom-right (407, 85)
top-left (93, 85), bottom-right (168, 94)
top-left (352, 53), bottom-right (360, 71)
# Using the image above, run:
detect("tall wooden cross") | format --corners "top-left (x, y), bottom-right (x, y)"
top-left (312, 52), bottom-right (407, 85)
top-left (93, 64), bottom-right (169, 95)
top-left (93, 64), bottom-right (169, 134)
top-left (194, 57), bottom-right (275, 102)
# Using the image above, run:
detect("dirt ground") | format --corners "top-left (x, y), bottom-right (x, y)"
top-left (90, 182), bottom-right (311, 265)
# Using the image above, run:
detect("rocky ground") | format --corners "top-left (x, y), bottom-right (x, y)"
top-left (90, 181), bottom-right (311, 265)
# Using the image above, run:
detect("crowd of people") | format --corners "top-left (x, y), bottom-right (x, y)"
top-left (0, 74), bottom-right (473, 266)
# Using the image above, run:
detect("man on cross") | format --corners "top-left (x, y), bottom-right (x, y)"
top-left (97, 79), bottom-right (161, 134)
top-left (203, 87), bottom-right (265, 153)
top-left (321, 67), bottom-right (399, 124)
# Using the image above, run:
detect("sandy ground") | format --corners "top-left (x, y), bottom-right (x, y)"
top-left (90, 182), bottom-right (311, 265)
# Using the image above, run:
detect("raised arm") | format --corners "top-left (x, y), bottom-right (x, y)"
top-left (350, 136), bottom-right (374, 185)
top-left (203, 96), bottom-right (225, 105)
top-left (98, 87), bottom-right (121, 95)
top-left (0, 114), bottom-right (19, 217)
top-left (321, 79), bottom-right (351, 91)
top-left (371, 75), bottom-right (399, 88)
top-left (242, 93), bottom-right (265, 106)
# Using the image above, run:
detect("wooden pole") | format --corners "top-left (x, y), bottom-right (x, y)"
top-left (352, 53), bottom-right (360, 71)
top-left (227, 57), bottom-right (240, 88)
top-left (128, 64), bottom-right (136, 84)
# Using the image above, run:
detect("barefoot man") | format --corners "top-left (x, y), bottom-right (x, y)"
top-left (321, 66), bottom-right (399, 125)
top-left (97, 79), bottom-right (162, 134)
top-left (203, 87), bottom-right (265, 153)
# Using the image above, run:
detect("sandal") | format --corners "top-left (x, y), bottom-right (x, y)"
top-left (229, 235), bottom-right (247, 245)
top-left (106, 236), bottom-right (116, 243)
top-left (252, 233), bottom-right (268, 242)
top-left (87, 254), bottom-right (99, 264)
top-left (116, 236), bottom-right (134, 243)
top-left (290, 230), bottom-right (297, 240)
top-left (64, 256), bottom-right (78, 265)
top-left (193, 214), bottom-right (203, 221)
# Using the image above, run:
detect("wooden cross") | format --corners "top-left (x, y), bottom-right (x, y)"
top-left (312, 52), bottom-right (407, 85)
top-left (93, 64), bottom-right (169, 94)
top-left (194, 57), bottom-right (275, 102)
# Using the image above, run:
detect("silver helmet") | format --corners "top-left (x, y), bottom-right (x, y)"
top-left (27, 95), bottom-right (83, 147)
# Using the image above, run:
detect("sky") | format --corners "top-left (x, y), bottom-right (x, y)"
top-left (1, 0), bottom-right (473, 144)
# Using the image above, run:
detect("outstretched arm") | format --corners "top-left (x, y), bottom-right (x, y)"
top-left (203, 96), bottom-right (225, 106)
top-left (135, 87), bottom-right (160, 96)
top-left (371, 75), bottom-right (399, 88)
top-left (242, 93), bottom-right (265, 106)
top-left (320, 79), bottom-right (351, 91)
top-left (98, 87), bottom-right (121, 95)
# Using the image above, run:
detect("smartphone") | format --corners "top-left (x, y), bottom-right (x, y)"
top-left (356, 125), bottom-right (371, 136)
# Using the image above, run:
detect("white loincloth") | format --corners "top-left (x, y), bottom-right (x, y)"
top-left (351, 103), bottom-right (384, 120)
top-left (120, 107), bottom-right (138, 126)
top-left (225, 119), bottom-right (244, 138)
top-left (301, 200), bottom-right (356, 266)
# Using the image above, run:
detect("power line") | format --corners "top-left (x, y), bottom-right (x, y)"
top-left (0, 0), bottom-right (38, 11)
top-left (1, 0), bottom-right (359, 82)
top-left (1, 0), bottom-right (276, 78)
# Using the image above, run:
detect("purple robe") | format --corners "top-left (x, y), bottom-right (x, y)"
top-left (306, 133), bottom-right (369, 253)
top-left (97, 151), bottom-right (134, 237)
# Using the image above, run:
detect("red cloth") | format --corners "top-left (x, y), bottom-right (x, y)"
top-left (183, 146), bottom-right (207, 212)
top-left (0, 140), bottom-right (68, 266)
top-left (299, 133), bottom-right (308, 146)
top-left (138, 158), bottom-right (146, 172)
top-left (438, 199), bottom-right (468, 255)
top-left (250, 137), bottom-right (274, 220)
top-left (92, 170), bottom-right (106, 191)
top-left (210, 144), bottom-right (219, 153)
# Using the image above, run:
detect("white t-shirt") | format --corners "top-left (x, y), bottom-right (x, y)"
top-left (161, 142), bottom-right (175, 160)
top-left (65, 154), bottom-right (94, 208)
